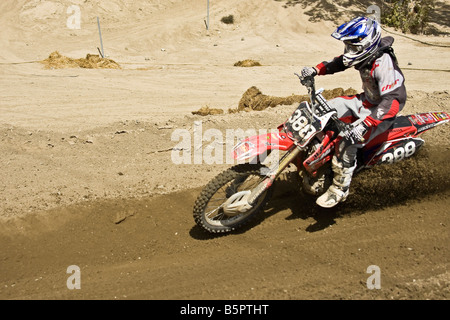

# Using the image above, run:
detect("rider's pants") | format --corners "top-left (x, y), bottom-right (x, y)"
top-left (328, 94), bottom-right (395, 167)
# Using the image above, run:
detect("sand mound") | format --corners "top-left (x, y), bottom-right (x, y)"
top-left (192, 106), bottom-right (224, 116)
top-left (230, 86), bottom-right (359, 112)
top-left (41, 51), bottom-right (121, 69)
top-left (234, 59), bottom-right (262, 67)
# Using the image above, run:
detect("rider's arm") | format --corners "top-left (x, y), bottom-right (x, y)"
top-left (315, 55), bottom-right (348, 75)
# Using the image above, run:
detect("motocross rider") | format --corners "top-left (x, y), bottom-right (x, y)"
top-left (301, 16), bottom-right (407, 208)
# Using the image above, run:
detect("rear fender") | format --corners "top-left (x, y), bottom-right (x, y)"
top-left (365, 112), bottom-right (449, 151)
top-left (409, 111), bottom-right (450, 134)
top-left (231, 130), bottom-right (294, 162)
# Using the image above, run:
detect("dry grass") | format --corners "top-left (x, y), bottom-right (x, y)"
top-left (192, 105), bottom-right (224, 116)
top-left (41, 51), bottom-right (121, 69)
top-left (233, 59), bottom-right (262, 67)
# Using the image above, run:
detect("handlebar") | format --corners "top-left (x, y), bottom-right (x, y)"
top-left (294, 73), bottom-right (352, 135)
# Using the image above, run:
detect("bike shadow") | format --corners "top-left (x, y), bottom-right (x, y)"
top-left (266, 182), bottom-right (340, 233)
top-left (189, 176), bottom-right (338, 240)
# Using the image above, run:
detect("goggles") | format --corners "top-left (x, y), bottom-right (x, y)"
top-left (344, 41), bottom-right (363, 55)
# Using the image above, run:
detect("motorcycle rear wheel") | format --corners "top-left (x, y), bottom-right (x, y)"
top-left (193, 163), bottom-right (273, 234)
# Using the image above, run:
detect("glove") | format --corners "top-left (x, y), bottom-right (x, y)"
top-left (301, 66), bottom-right (318, 79)
top-left (345, 121), bottom-right (371, 144)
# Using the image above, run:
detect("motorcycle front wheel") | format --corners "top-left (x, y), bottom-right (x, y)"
top-left (193, 163), bottom-right (273, 234)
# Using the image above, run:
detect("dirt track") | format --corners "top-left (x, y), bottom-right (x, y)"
top-left (1, 100), bottom-right (449, 300)
top-left (1, 0), bottom-right (449, 301)
top-left (1, 168), bottom-right (449, 300)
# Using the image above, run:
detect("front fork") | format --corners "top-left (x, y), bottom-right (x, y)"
top-left (247, 145), bottom-right (302, 205)
top-left (222, 143), bottom-right (303, 216)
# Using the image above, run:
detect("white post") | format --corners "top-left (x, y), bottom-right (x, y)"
top-left (97, 16), bottom-right (105, 58)
top-left (206, 0), bottom-right (210, 30)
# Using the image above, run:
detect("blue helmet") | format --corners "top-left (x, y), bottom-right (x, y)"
top-left (331, 17), bottom-right (381, 67)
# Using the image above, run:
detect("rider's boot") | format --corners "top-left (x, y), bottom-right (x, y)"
top-left (316, 156), bottom-right (356, 208)
top-left (302, 167), bottom-right (330, 196)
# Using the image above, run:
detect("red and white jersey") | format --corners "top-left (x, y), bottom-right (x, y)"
top-left (315, 36), bottom-right (407, 127)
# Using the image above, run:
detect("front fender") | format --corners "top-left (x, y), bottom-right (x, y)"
top-left (231, 130), bottom-right (294, 161)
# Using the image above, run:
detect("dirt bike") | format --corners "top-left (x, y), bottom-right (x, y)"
top-left (193, 74), bottom-right (450, 234)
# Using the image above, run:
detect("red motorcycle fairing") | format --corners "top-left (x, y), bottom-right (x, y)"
top-left (364, 116), bottom-right (417, 152)
top-left (232, 110), bottom-right (449, 170)
top-left (302, 131), bottom-right (336, 176)
top-left (365, 137), bottom-right (425, 168)
top-left (362, 111), bottom-right (449, 168)
top-left (363, 112), bottom-right (450, 163)
top-left (365, 111), bottom-right (450, 151)
top-left (231, 129), bottom-right (294, 162)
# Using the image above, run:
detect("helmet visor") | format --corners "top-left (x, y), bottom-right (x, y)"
top-left (344, 41), bottom-right (363, 55)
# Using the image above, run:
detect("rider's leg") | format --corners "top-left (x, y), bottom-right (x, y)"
top-left (315, 117), bottom-right (396, 208)
top-left (326, 94), bottom-right (374, 118)
top-left (313, 94), bottom-right (370, 208)
top-left (316, 145), bottom-right (357, 208)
